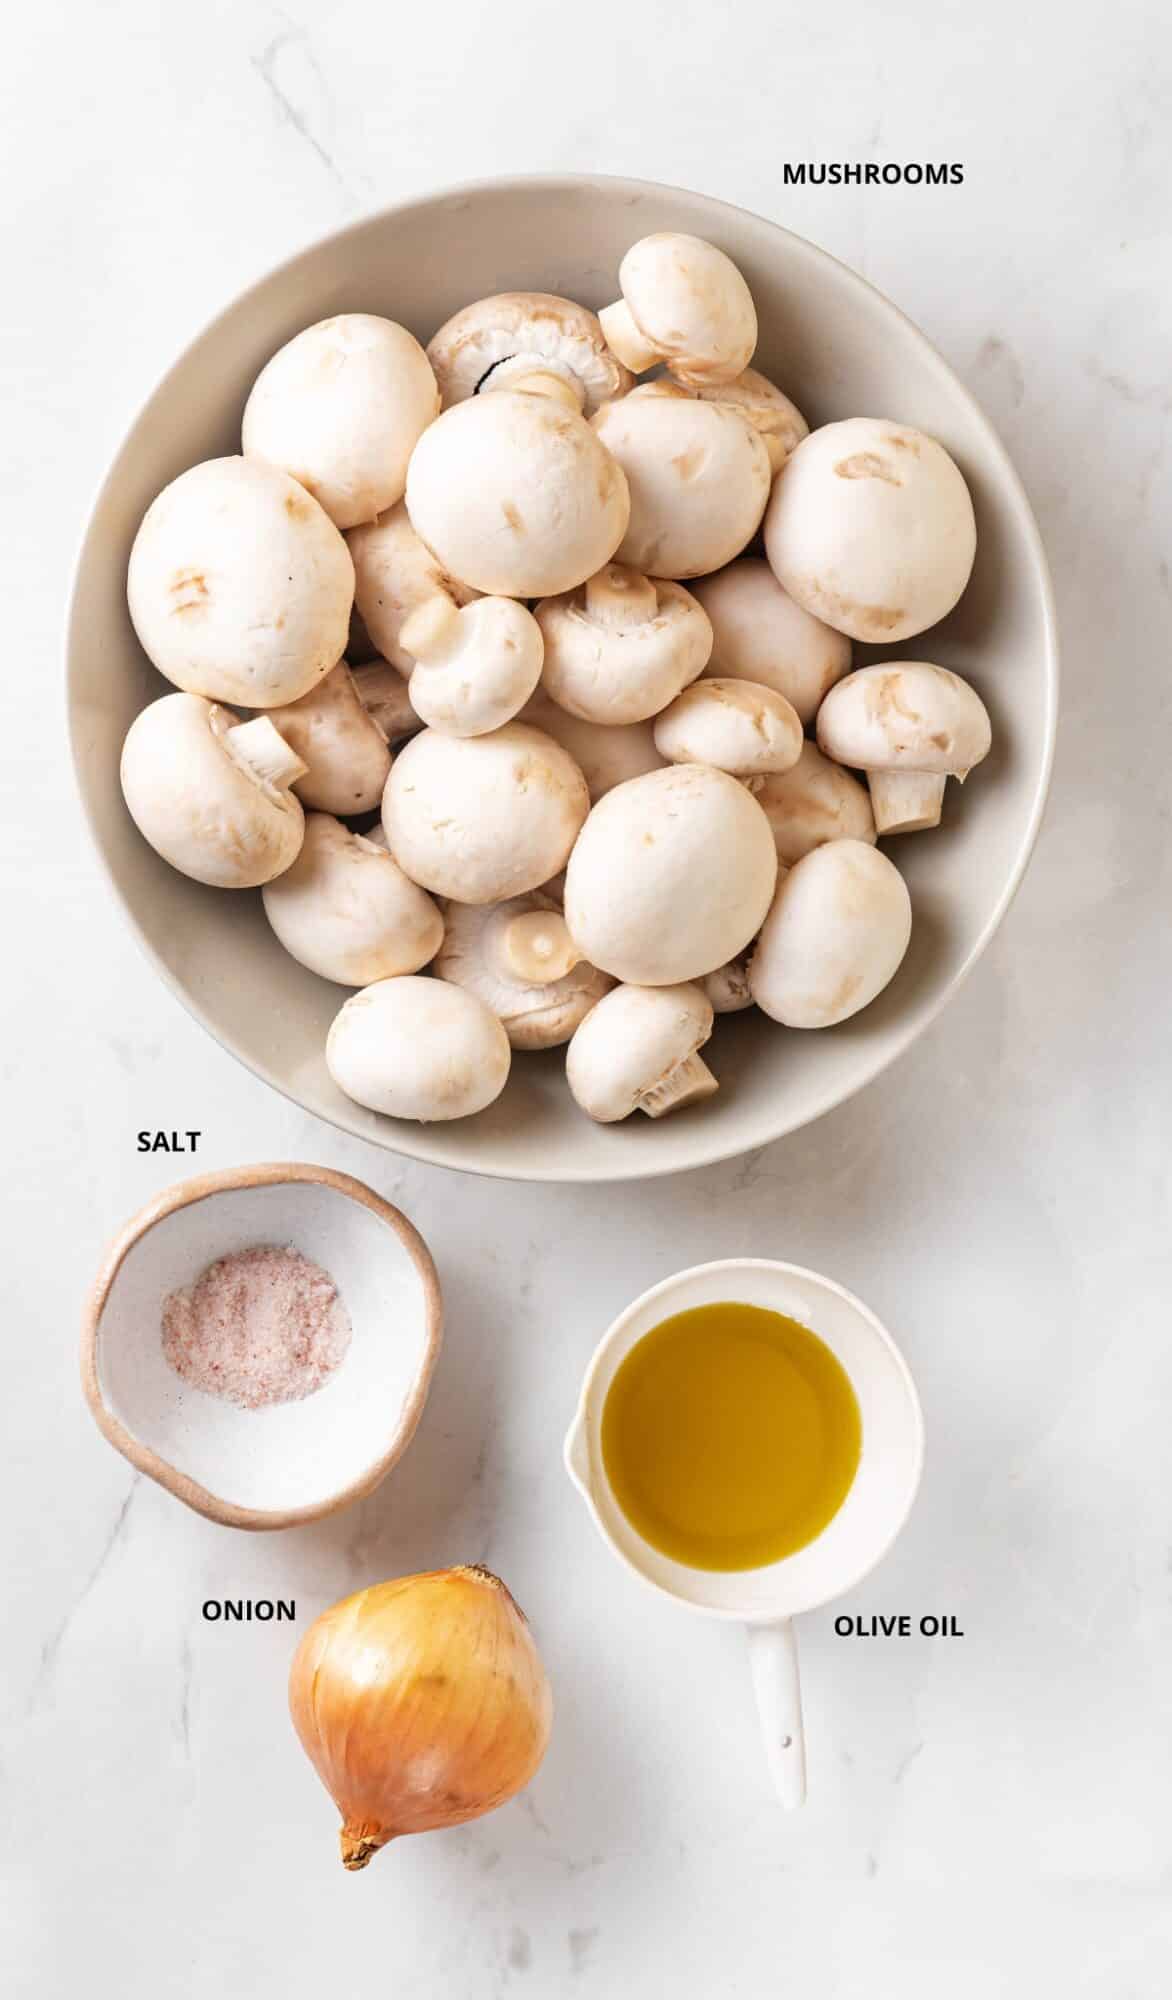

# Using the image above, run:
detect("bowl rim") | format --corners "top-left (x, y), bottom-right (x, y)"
top-left (67, 171), bottom-right (1060, 1184)
top-left (80, 1161), bottom-right (444, 1530)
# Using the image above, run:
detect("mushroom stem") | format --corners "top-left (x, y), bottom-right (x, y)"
top-left (868, 770), bottom-right (947, 835)
top-left (351, 660), bottom-right (418, 740)
top-left (400, 595), bottom-right (462, 665)
top-left (223, 715), bottom-right (309, 790)
top-left (505, 369), bottom-right (583, 412)
top-left (599, 298), bottom-right (659, 375)
top-left (638, 1051), bottom-right (719, 1119)
top-left (584, 565), bottom-right (658, 630)
top-left (498, 910), bottom-right (581, 985)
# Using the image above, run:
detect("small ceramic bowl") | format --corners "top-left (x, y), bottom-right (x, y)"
top-left (82, 1163), bottom-right (442, 1529)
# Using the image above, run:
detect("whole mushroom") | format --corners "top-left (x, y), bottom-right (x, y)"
top-left (382, 722), bottom-right (589, 904)
top-left (327, 977), bottom-right (510, 1122)
top-left (520, 691), bottom-right (665, 801)
top-left (566, 983), bottom-right (718, 1122)
top-left (436, 893), bottom-right (611, 1049)
top-left (347, 500), bottom-right (479, 675)
top-left (691, 558), bottom-right (852, 727)
top-left (763, 419), bottom-right (977, 643)
top-left (564, 765), bottom-right (777, 985)
top-left (816, 662), bottom-right (992, 834)
top-left (242, 314), bottom-right (440, 531)
top-left (127, 457), bottom-right (354, 707)
top-left (401, 595), bottom-right (544, 737)
top-left (406, 391), bottom-right (630, 598)
top-left (261, 814), bottom-right (443, 986)
top-left (592, 385), bottom-right (771, 580)
top-left (749, 841), bottom-right (912, 1028)
top-left (653, 678), bottom-right (803, 779)
top-left (536, 564), bottom-right (712, 725)
top-left (427, 293), bottom-right (632, 412)
top-left (121, 694), bottom-right (306, 888)
top-left (752, 741), bottom-right (876, 865)
top-left (268, 660), bottom-right (392, 816)
top-left (599, 234), bottom-right (757, 385)
top-left (671, 367), bottom-right (808, 473)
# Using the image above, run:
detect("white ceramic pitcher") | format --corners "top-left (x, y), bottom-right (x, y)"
top-left (564, 1258), bottom-right (925, 1808)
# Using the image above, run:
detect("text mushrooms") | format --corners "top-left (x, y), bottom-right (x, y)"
top-left (382, 722), bottom-right (589, 904)
top-left (347, 500), bottom-right (479, 675)
top-left (401, 595), bottom-right (544, 737)
top-left (672, 367), bottom-right (808, 474)
top-left (749, 841), bottom-right (912, 1028)
top-left (566, 983), bottom-right (717, 1122)
top-left (520, 691), bottom-right (665, 801)
top-left (121, 694), bottom-right (306, 888)
top-left (268, 660), bottom-right (392, 816)
top-left (436, 893), bottom-right (611, 1050)
top-left (261, 814), bottom-right (443, 986)
top-left (564, 765), bottom-right (777, 985)
top-left (427, 293), bottom-right (632, 413)
top-left (242, 315), bottom-right (440, 531)
top-left (817, 661), bottom-right (992, 834)
top-left (653, 678), bottom-right (803, 778)
top-left (752, 741), bottom-right (876, 865)
top-left (327, 977), bottom-right (510, 1122)
top-left (536, 564), bottom-right (712, 725)
top-left (127, 457), bottom-right (354, 708)
top-left (691, 558), bottom-right (852, 727)
top-left (593, 385), bottom-right (771, 579)
top-left (405, 392), bottom-right (630, 598)
top-left (763, 419), bottom-right (977, 643)
top-left (599, 234), bottom-right (757, 386)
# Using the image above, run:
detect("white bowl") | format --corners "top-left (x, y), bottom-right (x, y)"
top-left (81, 1164), bottom-right (442, 1529)
top-left (68, 174), bottom-right (1058, 1183)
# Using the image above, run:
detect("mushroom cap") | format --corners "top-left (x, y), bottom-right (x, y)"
top-left (427, 292), bottom-right (632, 413)
top-left (536, 566), bottom-right (713, 724)
top-left (701, 955), bottom-right (754, 1013)
top-left (566, 982), bottom-right (715, 1122)
top-left (262, 813), bottom-right (443, 985)
top-left (564, 764), bottom-right (777, 985)
top-left (653, 677), bottom-right (803, 778)
top-left (612, 234), bottom-right (757, 386)
top-left (405, 392), bottom-right (630, 598)
top-left (691, 558), bottom-right (852, 727)
top-left (268, 660), bottom-right (391, 815)
top-left (406, 596), bottom-right (544, 737)
top-left (749, 840), bottom-right (912, 1029)
top-left (128, 456), bottom-right (354, 708)
top-left (120, 692), bottom-right (305, 888)
top-left (752, 741), bottom-right (876, 866)
top-left (816, 661), bottom-right (992, 777)
top-left (326, 976), bottom-right (510, 1122)
top-left (672, 367), bottom-right (808, 474)
top-left (242, 314), bottom-right (440, 531)
top-left (763, 419), bottom-right (977, 643)
top-left (382, 721), bottom-right (589, 904)
top-left (435, 894), bottom-right (612, 1050)
top-left (520, 691), bottom-right (665, 801)
top-left (592, 386), bottom-right (771, 579)
top-left (347, 500), bottom-right (479, 675)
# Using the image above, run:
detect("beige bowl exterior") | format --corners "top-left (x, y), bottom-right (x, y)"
top-left (68, 175), bottom-right (1058, 1184)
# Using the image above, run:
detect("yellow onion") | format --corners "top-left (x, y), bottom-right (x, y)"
top-left (288, 1564), bottom-right (553, 1870)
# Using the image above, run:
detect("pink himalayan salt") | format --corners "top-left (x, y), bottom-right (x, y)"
top-left (161, 1243), bottom-right (352, 1411)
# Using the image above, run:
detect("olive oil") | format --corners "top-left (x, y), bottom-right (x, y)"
top-left (601, 1301), bottom-right (861, 1571)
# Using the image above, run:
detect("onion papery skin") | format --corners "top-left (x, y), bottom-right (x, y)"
top-left (288, 1565), bottom-right (553, 1869)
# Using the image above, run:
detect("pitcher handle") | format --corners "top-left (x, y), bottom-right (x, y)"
top-left (747, 1618), bottom-right (806, 1808)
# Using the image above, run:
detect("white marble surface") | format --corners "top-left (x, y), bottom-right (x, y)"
top-left (4, 2), bottom-right (1172, 1991)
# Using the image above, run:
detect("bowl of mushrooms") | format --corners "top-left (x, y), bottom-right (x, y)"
top-left (69, 175), bottom-right (1058, 1182)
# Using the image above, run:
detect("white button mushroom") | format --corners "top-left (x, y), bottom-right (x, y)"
top-left (400, 595), bottom-right (544, 738)
top-left (763, 419), bottom-right (977, 643)
top-left (262, 813), bottom-right (443, 985)
top-left (120, 693), bottom-right (307, 888)
top-left (242, 314), bottom-right (440, 530)
top-left (652, 678), bottom-right (803, 778)
top-left (690, 558), bottom-right (852, 728)
top-left (348, 660), bottom-right (422, 744)
top-left (701, 953), bottom-right (755, 1014)
top-left (405, 391), bottom-right (630, 598)
top-left (426, 292), bottom-right (632, 413)
top-left (382, 722), bottom-right (589, 904)
top-left (267, 660), bottom-right (392, 816)
top-left (326, 976), bottom-right (510, 1122)
top-left (670, 367), bottom-right (808, 474)
top-left (592, 385), bottom-right (771, 580)
top-left (535, 563), bottom-right (713, 725)
top-left (751, 741), bottom-right (876, 865)
top-left (347, 500), bottom-right (479, 676)
top-left (435, 893), bottom-right (611, 1050)
top-left (816, 661), bottom-right (993, 834)
top-left (748, 841), bottom-right (912, 1029)
top-left (566, 982), bottom-right (718, 1122)
top-left (564, 765), bottom-right (777, 985)
top-left (128, 457), bottom-right (354, 708)
top-left (520, 691), bottom-right (665, 801)
top-left (599, 234), bottom-right (757, 386)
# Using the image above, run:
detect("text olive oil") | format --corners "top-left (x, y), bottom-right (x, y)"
top-left (601, 1302), bottom-right (862, 1571)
